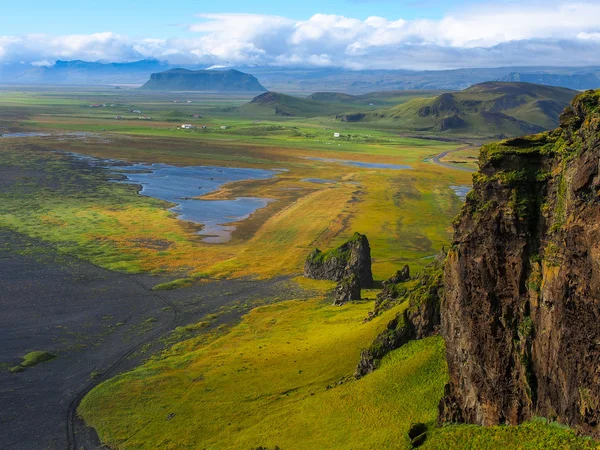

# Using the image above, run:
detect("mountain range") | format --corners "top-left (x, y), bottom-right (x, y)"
top-left (1, 59), bottom-right (600, 93)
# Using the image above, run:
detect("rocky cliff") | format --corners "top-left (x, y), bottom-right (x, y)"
top-left (355, 255), bottom-right (444, 378)
top-left (304, 232), bottom-right (374, 288)
top-left (439, 90), bottom-right (600, 436)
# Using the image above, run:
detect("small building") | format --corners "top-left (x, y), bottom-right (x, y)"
top-left (220, 126), bottom-right (227, 130)
top-left (114, 115), bottom-right (122, 120)
top-left (333, 132), bottom-right (340, 138)
top-left (181, 124), bottom-right (195, 129)
top-left (131, 109), bottom-right (141, 114)
top-left (139, 116), bottom-right (152, 120)
top-left (90, 104), bottom-right (102, 108)
top-left (192, 114), bottom-right (201, 119)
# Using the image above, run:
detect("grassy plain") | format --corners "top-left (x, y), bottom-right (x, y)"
top-left (2, 87), bottom-right (588, 449)
top-left (0, 88), bottom-right (469, 280)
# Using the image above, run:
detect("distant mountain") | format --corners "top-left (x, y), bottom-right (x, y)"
top-left (1, 60), bottom-right (600, 93)
top-left (0, 59), bottom-right (171, 84)
top-left (338, 82), bottom-right (578, 138)
top-left (499, 72), bottom-right (600, 90)
top-left (239, 91), bottom-right (344, 116)
top-left (140, 69), bottom-right (266, 92)
top-left (307, 90), bottom-right (444, 107)
top-left (239, 90), bottom-right (446, 118)
top-left (242, 66), bottom-right (600, 94)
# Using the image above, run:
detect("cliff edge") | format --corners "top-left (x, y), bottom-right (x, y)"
top-left (439, 90), bottom-right (600, 436)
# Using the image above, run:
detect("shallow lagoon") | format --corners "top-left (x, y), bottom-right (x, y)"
top-left (450, 185), bottom-right (471, 201)
top-left (63, 152), bottom-right (276, 243)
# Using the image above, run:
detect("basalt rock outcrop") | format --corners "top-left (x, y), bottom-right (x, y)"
top-left (355, 255), bottom-right (444, 378)
top-left (439, 90), bottom-right (600, 437)
top-left (333, 274), bottom-right (361, 305)
top-left (304, 232), bottom-right (374, 288)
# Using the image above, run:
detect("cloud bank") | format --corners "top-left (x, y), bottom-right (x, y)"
top-left (2, 2), bottom-right (600, 69)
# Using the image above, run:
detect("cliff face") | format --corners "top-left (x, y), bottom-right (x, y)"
top-left (440, 90), bottom-right (600, 436)
top-left (304, 232), bottom-right (374, 288)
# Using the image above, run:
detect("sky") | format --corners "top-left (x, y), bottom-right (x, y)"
top-left (1, 0), bottom-right (599, 70)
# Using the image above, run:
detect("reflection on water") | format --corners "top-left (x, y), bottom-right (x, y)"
top-left (450, 185), bottom-right (472, 201)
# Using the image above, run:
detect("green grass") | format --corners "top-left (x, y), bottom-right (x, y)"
top-left (9, 351), bottom-right (57, 372)
top-left (152, 278), bottom-right (194, 291)
top-left (423, 419), bottom-right (598, 449)
top-left (79, 296), bottom-right (447, 449)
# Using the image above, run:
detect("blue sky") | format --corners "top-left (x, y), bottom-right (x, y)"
top-left (1, 0), bottom-right (599, 69)
top-left (2, 0), bottom-right (490, 37)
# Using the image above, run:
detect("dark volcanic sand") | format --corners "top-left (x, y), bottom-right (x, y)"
top-left (0, 229), bottom-right (308, 449)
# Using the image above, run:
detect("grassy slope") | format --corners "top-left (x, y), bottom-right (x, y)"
top-left (238, 91), bottom-right (360, 117)
top-left (80, 283), bottom-right (598, 449)
top-left (308, 90), bottom-right (444, 107)
top-left (79, 290), bottom-right (446, 449)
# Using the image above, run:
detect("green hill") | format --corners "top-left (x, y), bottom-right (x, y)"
top-left (338, 82), bottom-right (578, 137)
top-left (239, 90), bottom-right (442, 118)
top-left (308, 90), bottom-right (444, 107)
top-left (140, 68), bottom-right (266, 92)
top-left (239, 91), bottom-right (352, 117)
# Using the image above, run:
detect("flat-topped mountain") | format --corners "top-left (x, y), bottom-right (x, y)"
top-left (140, 68), bottom-right (266, 92)
top-left (339, 82), bottom-right (578, 138)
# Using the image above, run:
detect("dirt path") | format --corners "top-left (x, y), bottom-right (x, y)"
top-left (0, 230), bottom-right (308, 450)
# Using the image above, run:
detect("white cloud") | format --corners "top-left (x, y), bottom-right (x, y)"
top-left (1, 2), bottom-right (600, 69)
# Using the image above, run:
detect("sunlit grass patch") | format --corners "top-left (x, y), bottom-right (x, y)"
top-left (80, 296), bottom-right (442, 449)
top-left (423, 418), bottom-right (599, 449)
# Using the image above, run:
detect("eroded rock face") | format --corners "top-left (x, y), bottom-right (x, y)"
top-left (304, 232), bottom-right (373, 288)
top-left (355, 256), bottom-right (444, 378)
top-left (439, 90), bottom-right (600, 436)
top-left (334, 274), bottom-right (361, 305)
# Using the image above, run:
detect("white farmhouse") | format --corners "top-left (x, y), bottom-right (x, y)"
top-left (181, 124), bottom-right (195, 129)
top-left (333, 132), bottom-right (340, 138)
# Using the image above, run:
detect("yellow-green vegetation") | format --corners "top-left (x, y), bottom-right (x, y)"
top-left (338, 82), bottom-right (577, 137)
top-left (79, 290), bottom-right (598, 449)
top-left (0, 87), bottom-right (470, 280)
top-left (80, 293), bottom-right (448, 449)
top-left (423, 419), bottom-right (599, 449)
top-left (10, 351), bottom-right (56, 372)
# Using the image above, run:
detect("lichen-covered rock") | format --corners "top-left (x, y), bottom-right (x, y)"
top-left (355, 313), bottom-right (413, 378)
top-left (333, 274), bottom-right (361, 305)
top-left (304, 232), bottom-right (373, 288)
top-left (355, 256), bottom-right (444, 378)
top-left (387, 264), bottom-right (411, 285)
top-left (439, 90), bottom-right (600, 437)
